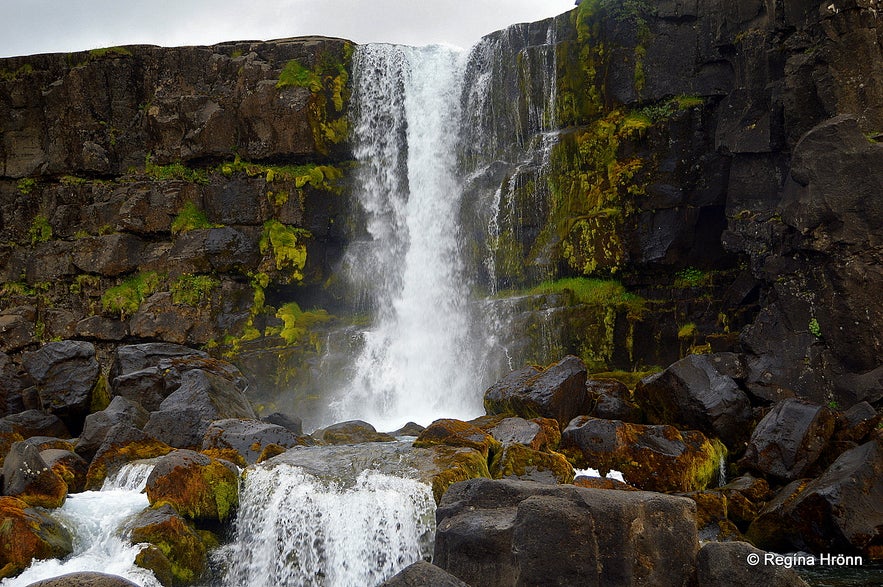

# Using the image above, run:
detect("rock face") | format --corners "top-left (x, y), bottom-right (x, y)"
top-left (434, 478), bottom-right (698, 587)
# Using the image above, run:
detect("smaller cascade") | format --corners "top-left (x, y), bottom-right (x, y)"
top-left (1, 462), bottom-right (160, 587)
top-left (220, 463), bottom-right (435, 587)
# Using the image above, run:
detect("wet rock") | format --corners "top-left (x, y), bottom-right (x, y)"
top-left (488, 443), bottom-right (574, 484)
top-left (23, 572), bottom-right (141, 586)
top-left (2, 410), bottom-right (70, 439)
top-left (739, 398), bottom-right (836, 481)
top-left (679, 490), bottom-right (741, 541)
top-left (260, 412), bottom-right (303, 436)
top-left (142, 409), bottom-right (209, 450)
top-left (21, 341), bottom-right (100, 431)
top-left (320, 420), bottom-right (396, 445)
top-left (70, 233), bottom-right (147, 276)
top-left (389, 422), bottom-right (426, 437)
top-left (414, 419), bottom-right (502, 458)
top-left (560, 416), bottom-right (727, 492)
top-left (0, 496), bottom-right (72, 580)
top-left (144, 449), bottom-right (239, 523)
top-left (748, 440), bottom-right (883, 557)
top-left (434, 478), bottom-right (698, 587)
top-left (1, 441), bottom-right (68, 508)
top-left (589, 378), bottom-right (642, 423)
top-left (572, 475), bottom-right (638, 491)
top-left (128, 504), bottom-right (207, 586)
top-left (485, 417), bottom-right (560, 452)
top-left (110, 368), bottom-right (169, 412)
top-left (202, 419), bottom-right (301, 464)
top-left (834, 401), bottom-right (881, 443)
top-left (484, 356), bottom-right (590, 427)
top-left (85, 424), bottom-right (173, 490)
top-left (40, 448), bottom-right (88, 494)
top-left (696, 541), bottom-right (809, 587)
top-left (379, 561), bottom-right (469, 587)
top-left (635, 353), bottom-right (753, 449)
top-left (75, 396), bottom-right (150, 460)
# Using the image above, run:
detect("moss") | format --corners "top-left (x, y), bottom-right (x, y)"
top-left (489, 444), bottom-right (575, 483)
top-left (414, 419), bottom-right (502, 460)
top-left (87, 46), bottom-right (133, 59)
top-left (275, 302), bottom-right (331, 347)
top-left (529, 277), bottom-right (644, 315)
top-left (0, 496), bottom-right (72, 579)
top-left (678, 322), bottom-right (697, 340)
top-left (27, 214), bottom-right (52, 244)
top-left (259, 220), bottom-right (309, 281)
top-left (17, 178), bottom-right (36, 195)
top-left (101, 271), bottom-right (162, 318)
top-left (131, 511), bottom-right (207, 585)
top-left (276, 59), bottom-right (322, 91)
top-left (674, 267), bottom-right (708, 287)
top-left (170, 202), bottom-right (220, 234)
top-left (146, 459), bottom-right (239, 523)
top-left (0, 63), bottom-right (34, 82)
top-left (145, 155), bottom-right (208, 184)
top-left (89, 374), bottom-right (111, 413)
top-left (170, 274), bottom-right (220, 307)
top-left (85, 439), bottom-right (174, 490)
top-left (429, 447), bottom-right (492, 504)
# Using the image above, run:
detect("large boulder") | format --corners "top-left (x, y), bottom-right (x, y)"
top-left (127, 504), bottom-right (208, 586)
top-left (484, 356), bottom-right (590, 427)
top-left (588, 378), bottom-right (642, 423)
top-left (85, 424), bottom-right (174, 490)
top-left (635, 353), bottom-right (753, 449)
top-left (0, 496), bottom-right (72, 579)
top-left (1, 410), bottom-right (70, 439)
top-left (319, 420), bottom-right (396, 445)
top-left (434, 478), bottom-right (698, 587)
top-left (23, 572), bottom-right (141, 587)
top-left (560, 416), bottom-right (727, 492)
top-left (40, 448), bottom-right (89, 494)
top-left (144, 450), bottom-right (239, 523)
top-left (488, 443), bottom-right (574, 484)
top-left (414, 419), bottom-right (501, 459)
top-left (1, 441), bottom-right (68, 508)
top-left (696, 541), bottom-right (809, 587)
top-left (379, 561), bottom-right (469, 587)
top-left (20, 341), bottom-right (100, 432)
top-left (75, 396), bottom-right (150, 460)
top-left (485, 417), bottom-right (560, 452)
top-left (202, 419), bottom-right (302, 464)
top-left (739, 398), bottom-right (836, 481)
top-left (142, 408), bottom-right (208, 451)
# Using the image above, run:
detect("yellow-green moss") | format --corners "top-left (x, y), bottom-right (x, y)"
top-left (170, 274), bottom-right (220, 307)
top-left (274, 302), bottom-right (331, 347)
top-left (101, 271), bottom-right (162, 317)
top-left (131, 512), bottom-right (207, 585)
top-left (89, 374), bottom-right (111, 413)
top-left (489, 444), bottom-right (575, 483)
top-left (259, 220), bottom-right (309, 281)
top-left (171, 202), bottom-right (221, 234)
top-left (145, 155), bottom-right (208, 184)
top-left (429, 447), bottom-right (492, 504)
top-left (27, 214), bottom-right (52, 244)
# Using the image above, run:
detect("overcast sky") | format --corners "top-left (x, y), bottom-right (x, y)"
top-left (0, 0), bottom-right (577, 58)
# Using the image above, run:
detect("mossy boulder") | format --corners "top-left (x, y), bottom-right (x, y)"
top-left (679, 490), bottom-right (742, 541)
top-left (489, 443), bottom-right (574, 485)
top-left (40, 448), bottom-right (88, 494)
top-left (318, 420), bottom-right (396, 445)
top-left (414, 419), bottom-right (502, 459)
top-left (144, 450), bottom-right (239, 523)
top-left (85, 424), bottom-right (174, 489)
top-left (1, 441), bottom-right (68, 508)
top-left (201, 418), bottom-right (302, 464)
top-left (0, 496), bottom-right (73, 579)
top-left (485, 416), bottom-right (561, 452)
top-left (128, 504), bottom-right (208, 586)
top-left (572, 475), bottom-right (638, 491)
top-left (23, 572), bottom-right (141, 586)
top-left (425, 446), bottom-right (492, 504)
top-left (561, 416), bottom-right (728, 492)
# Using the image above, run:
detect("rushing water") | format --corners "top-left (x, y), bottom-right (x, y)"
top-left (220, 464), bottom-right (436, 587)
top-left (0, 462), bottom-right (160, 587)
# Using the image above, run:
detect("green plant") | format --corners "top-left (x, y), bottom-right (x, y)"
top-left (0, 63), bottom-right (34, 82)
top-left (827, 400), bottom-right (840, 410)
top-left (170, 274), bottom-right (220, 306)
top-left (28, 214), bottom-right (52, 244)
top-left (17, 178), bottom-right (36, 195)
top-left (260, 220), bottom-right (310, 280)
top-left (60, 175), bottom-right (88, 186)
top-left (145, 154), bottom-right (208, 184)
top-left (88, 46), bottom-right (133, 59)
top-left (101, 271), bottom-right (162, 317)
top-left (171, 202), bottom-right (220, 234)
top-left (529, 278), bottom-right (645, 316)
top-left (808, 318), bottom-right (822, 338)
top-left (276, 59), bottom-right (322, 91)
top-left (674, 267), bottom-right (706, 287)
top-left (274, 302), bottom-right (331, 345)
top-left (678, 323), bottom-right (697, 339)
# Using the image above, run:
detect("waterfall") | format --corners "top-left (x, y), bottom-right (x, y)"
top-left (327, 44), bottom-right (486, 431)
top-left (220, 464), bottom-right (435, 587)
top-left (1, 462), bottom-right (160, 587)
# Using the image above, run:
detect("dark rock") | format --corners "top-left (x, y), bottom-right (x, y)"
top-left (389, 422), bottom-right (426, 437)
top-left (0, 351), bottom-right (34, 417)
top-left (320, 420), bottom-right (397, 445)
top-left (74, 316), bottom-right (129, 341)
top-left (143, 408), bottom-right (209, 450)
top-left (109, 343), bottom-right (207, 382)
top-left (40, 448), bottom-right (88, 494)
top-left (129, 292), bottom-right (200, 345)
top-left (23, 572), bottom-right (141, 587)
top-left (379, 560), bottom-right (469, 587)
top-left (739, 398), bottom-right (836, 481)
top-left (144, 450), bottom-right (239, 523)
top-left (635, 353), bottom-right (753, 449)
top-left (560, 416), bottom-right (727, 492)
top-left (71, 234), bottom-right (147, 276)
top-left (589, 378), bottom-right (642, 423)
top-left (414, 419), bottom-right (501, 458)
top-left (0, 421), bottom-right (23, 469)
top-left (0, 313), bottom-right (35, 353)
top-left (834, 401), bottom-right (881, 443)
top-left (434, 478), bottom-right (698, 587)
top-left (20, 341), bottom-right (100, 431)
top-left (85, 423), bottom-right (173, 490)
top-left (75, 396), bottom-right (150, 460)
top-left (572, 475), bottom-right (638, 491)
top-left (202, 418), bottom-right (301, 464)
top-left (2, 410), bottom-right (70, 439)
top-left (696, 541), bottom-right (809, 587)
top-left (111, 367), bottom-right (168, 412)
top-left (156, 368), bottom-right (255, 422)
top-left (21, 437), bottom-right (75, 452)
top-left (488, 443), bottom-right (574, 484)
top-left (260, 412), bottom-right (303, 436)
top-left (0, 496), bottom-right (73, 580)
top-left (2, 441), bottom-right (67, 508)
top-left (486, 417), bottom-right (560, 452)
top-left (127, 504), bottom-right (207, 585)
top-left (168, 226), bottom-right (260, 273)
top-left (483, 356), bottom-right (590, 427)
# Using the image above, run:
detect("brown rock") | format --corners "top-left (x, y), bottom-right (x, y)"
top-left (144, 449), bottom-right (239, 523)
top-left (0, 496), bottom-right (72, 579)
top-left (414, 419), bottom-right (502, 459)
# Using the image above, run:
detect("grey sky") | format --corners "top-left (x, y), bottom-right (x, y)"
top-left (0, 0), bottom-right (576, 58)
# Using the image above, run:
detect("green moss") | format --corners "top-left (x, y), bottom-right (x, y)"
top-left (170, 274), bottom-right (220, 306)
top-left (87, 46), bottom-right (133, 59)
top-left (808, 318), bottom-right (822, 338)
top-left (27, 214), bottom-right (52, 244)
top-left (101, 271), bottom-right (162, 317)
top-left (17, 178), bottom-right (36, 195)
top-left (171, 202), bottom-right (220, 234)
top-left (259, 220), bottom-right (309, 281)
top-left (70, 274), bottom-right (101, 295)
top-left (0, 63), bottom-right (34, 82)
top-left (59, 175), bottom-right (88, 186)
top-left (589, 367), bottom-right (662, 389)
top-left (674, 267), bottom-right (708, 287)
top-left (275, 302), bottom-right (331, 347)
top-left (530, 277), bottom-right (643, 310)
top-left (678, 322), bottom-right (697, 340)
top-left (276, 59), bottom-right (322, 91)
top-left (145, 155), bottom-right (208, 184)
top-left (89, 374), bottom-right (111, 413)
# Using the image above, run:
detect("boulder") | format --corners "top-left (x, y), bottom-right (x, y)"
top-left (560, 416), bottom-right (727, 492)
top-left (0, 421), bottom-right (24, 469)
top-left (589, 378), bottom-right (642, 423)
top-left (1, 441), bottom-right (67, 508)
top-left (320, 420), bottom-right (397, 445)
top-left (156, 369), bottom-right (255, 422)
top-left (143, 409), bottom-right (210, 450)
top-left (0, 496), bottom-right (72, 579)
top-left (2, 410), bottom-right (70, 439)
top-left (379, 561), bottom-right (469, 587)
top-left (739, 398), bottom-right (836, 481)
top-left (484, 356), bottom-right (590, 427)
top-left (22, 437), bottom-right (75, 452)
top-left (748, 440), bottom-right (883, 557)
top-left (75, 395), bottom-right (150, 460)
top-left (260, 412), bottom-right (303, 436)
top-left (414, 419), bottom-right (501, 458)
top-left (434, 478), bottom-right (698, 587)
top-left (20, 341), bottom-right (100, 431)
top-left (128, 504), bottom-right (208, 586)
top-left (85, 424), bottom-right (174, 490)
top-left (488, 443), bottom-right (574, 484)
top-left (696, 541), bottom-right (809, 587)
top-left (40, 448), bottom-right (89, 494)
top-left (109, 368), bottom-right (168, 412)
top-left (202, 419), bottom-right (302, 464)
top-left (834, 401), bottom-right (881, 443)
top-left (635, 354), bottom-right (753, 449)
top-left (23, 572), bottom-right (141, 587)
top-left (0, 350), bottom-right (35, 417)
top-left (0, 313), bottom-right (35, 353)
top-left (679, 490), bottom-right (741, 541)
top-left (389, 422), bottom-right (426, 437)
top-left (144, 450), bottom-right (239, 523)
top-left (485, 417), bottom-right (560, 452)
top-left (572, 475), bottom-right (638, 491)
top-left (109, 343), bottom-right (208, 382)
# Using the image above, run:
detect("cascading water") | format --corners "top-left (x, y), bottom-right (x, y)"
top-left (1, 462), bottom-right (160, 587)
top-left (219, 463), bottom-right (435, 587)
top-left (327, 44), bottom-right (488, 430)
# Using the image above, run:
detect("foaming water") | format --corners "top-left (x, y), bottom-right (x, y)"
top-left (220, 464), bottom-right (436, 587)
top-left (327, 44), bottom-right (487, 430)
top-left (1, 462), bottom-right (160, 587)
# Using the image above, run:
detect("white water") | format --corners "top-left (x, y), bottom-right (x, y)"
top-left (220, 464), bottom-right (436, 587)
top-left (1, 462), bottom-right (160, 587)
top-left (329, 44), bottom-right (487, 430)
